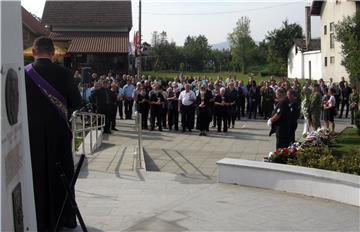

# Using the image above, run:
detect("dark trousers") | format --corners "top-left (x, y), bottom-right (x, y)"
top-left (262, 100), bottom-right (274, 119)
top-left (117, 100), bottom-right (123, 119)
top-left (198, 107), bottom-right (209, 132)
top-left (168, 109), bottom-right (179, 130)
top-left (340, 99), bottom-right (349, 118)
top-left (228, 106), bottom-right (236, 127)
top-left (248, 99), bottom-right (257, 119)
top-left (124, 99), bottom-right (134, 119)
top-left (138, 105), bottom-right (149, 129)
top-left (289, 123), bottom-right (298, 144)
top-left (110, 105), bottom-right (117, 129)
top-left (181, 104), bottom-right (195, 130)
top-left (258, 98), bottom-right (262, 116)
top-left (150, 107), bottom-right (162, 130)
top-left (276, 128), bottom-right (290, 149)
top-left (236, 97), bottom-right (245, 119)
top-left (162, 107), bottom-right (167, 128)
top-left (142, 106), bottom-right (149, 129)
top-left (98, 108), bottom-right (110, 132)
top-left (216, 111), bottom-right (228, 132)
top-left (213, 111), bottom-right (217, 127)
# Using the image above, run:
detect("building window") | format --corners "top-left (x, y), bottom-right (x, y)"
top-left (330, 33), bottom-right (335, 49)
top-left (330, 56), bottom-right (335, 64)
top-left (330, 22), bottom-right (335, 32)
top-left (324, 25), bottom-right (327, 35)
top-left (324, 57), bottom-right (328, 67)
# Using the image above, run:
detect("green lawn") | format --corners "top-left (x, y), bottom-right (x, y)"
top-left (330, 127), bottom-right (360, 156)
top-left (142, 71), bottom-right (282, 83)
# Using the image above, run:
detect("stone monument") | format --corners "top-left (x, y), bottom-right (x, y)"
top-left (0, 1), bottom-right (37, 231)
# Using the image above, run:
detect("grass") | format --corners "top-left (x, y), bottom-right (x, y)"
top-left (75, 137), bottom-right (83, 151)
top-left (142, 70), bottom-right (282, 83)
top-left (330, 127), bottom-right (360, 156)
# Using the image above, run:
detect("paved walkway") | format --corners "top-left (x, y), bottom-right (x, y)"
top-left (87, 118), bottom-right (350, 180)
top-left (65, 118), bottom-right (359, 231)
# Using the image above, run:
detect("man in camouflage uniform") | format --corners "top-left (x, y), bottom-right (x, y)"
top-left (301, 81), bottom-right (312, 135)
top-left (262, 81), bottom-right (275, 120)
top-left (350, 87), bottom-right (359, 125)
top-left (309, 84), bottom-right (322, 131)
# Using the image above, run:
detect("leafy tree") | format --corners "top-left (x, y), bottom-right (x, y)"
top-left (210, 49), bottom-right (231, 72)
top-left (182, 35), bottom-right (211, 71)
top-left (265, 20), bottom-right (303, 75)
top-left (228, 16), bottom-right (257, 73)
top-left (149, 31), bottom-right (181, 71)
top-left (335, 11), bottom-right (360, 85)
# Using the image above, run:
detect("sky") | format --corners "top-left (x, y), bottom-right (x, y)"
top-left (21, 0), bottom-right (320, 46)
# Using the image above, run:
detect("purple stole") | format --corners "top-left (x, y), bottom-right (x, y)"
top-left (25, 64), bottom-right (69, 123)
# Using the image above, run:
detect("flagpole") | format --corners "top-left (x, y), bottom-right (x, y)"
top-left (137, 0), bottom-right (142, 79)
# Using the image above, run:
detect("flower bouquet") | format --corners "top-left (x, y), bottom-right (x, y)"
top-left (265, 147), bottom-right (298, 164)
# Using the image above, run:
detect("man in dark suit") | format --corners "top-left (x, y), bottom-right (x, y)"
top-left (25, 37), bottom-right (82, 231)
top-left (90, 80), bottom-right (112, 134)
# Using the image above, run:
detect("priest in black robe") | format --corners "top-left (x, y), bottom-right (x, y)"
top-left (25, 37), bottom-right (82, 231)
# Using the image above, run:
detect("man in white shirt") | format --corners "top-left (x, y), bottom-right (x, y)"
top-left (178, 83), bottom-right (196, 132)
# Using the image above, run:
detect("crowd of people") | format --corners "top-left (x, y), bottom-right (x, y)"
top-left (77, 71), bottom-right (359, 147)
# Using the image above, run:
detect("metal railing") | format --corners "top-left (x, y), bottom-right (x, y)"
top-left (134, 111), bottom-right (143, 168)
top-left (71, 110), bottom-right (106, 156)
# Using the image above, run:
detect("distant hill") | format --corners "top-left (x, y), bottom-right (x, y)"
top-left (211, 41), bottom-right (230, 50)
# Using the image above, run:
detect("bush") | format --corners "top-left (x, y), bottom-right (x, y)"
top-left (288, 147), bottom-right (360, 175)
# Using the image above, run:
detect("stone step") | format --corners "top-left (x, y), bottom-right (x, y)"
top-left (79, 145), bottom-right (138, 173)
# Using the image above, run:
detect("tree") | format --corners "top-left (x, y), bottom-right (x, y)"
top-left (228, 16), bottom-right (257, 73)
top-left (149, 31), bottom-right (181, 71)
top-left (265, 20), bottom-right (303, 75)
top-left (335, 11), bottom-right (360, 85)
top-left (182, 35), bottom-right (211, 71)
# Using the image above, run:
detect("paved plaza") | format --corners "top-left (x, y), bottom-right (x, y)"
top-left (66, 118), bottom-right (360, 231)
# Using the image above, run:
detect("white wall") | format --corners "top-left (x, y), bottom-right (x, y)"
top-left (320, 0), bottom-right (357, 82)
top-left (303, 50), bottom-right (322, 80)
top-left (288, 45), bottom-right (321, 80)
top-left (288, 45), bottom-right (303, 79)
top-left (217, 158), bottom-right (360, 207)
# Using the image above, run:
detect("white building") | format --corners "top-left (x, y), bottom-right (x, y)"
top-left (288, 6), bottom-right (322, 80)
top-left (311, 0), bottom-right (360, 82)
top-left (288, 38), bottom-right (322, 80)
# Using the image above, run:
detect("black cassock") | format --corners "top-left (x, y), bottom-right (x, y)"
top-left (25, 58), bottom-right (82, 231)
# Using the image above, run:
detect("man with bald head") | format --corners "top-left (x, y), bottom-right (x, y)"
top-left (267, 88), bottom-right (290, 149)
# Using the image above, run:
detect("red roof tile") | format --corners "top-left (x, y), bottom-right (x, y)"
top-left (49, 32), bottom-right (129, 53)
top-left (22, 6), bottom-right (49, 35)
top-left (42, 1), bottom-right (132, 30)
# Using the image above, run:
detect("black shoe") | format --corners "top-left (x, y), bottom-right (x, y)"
top-left (182, 128), bottom-right (186, 132)
top-left (232, 125), bottom-right (234, 129)
top-left (188, 129), bottom-right (192, 132)
top-left (159, 128), bottom-right (163, 131)
top-left (199, 132), bottom-right (203, 136)
top-left (175, 127), bottom-right (179, 131)
top-left (150, 128), bottom-right (154, 131)
top-left (112, 128), bottom-right (119, 131)
top-left (63, 219), bottom-right (77, 229)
